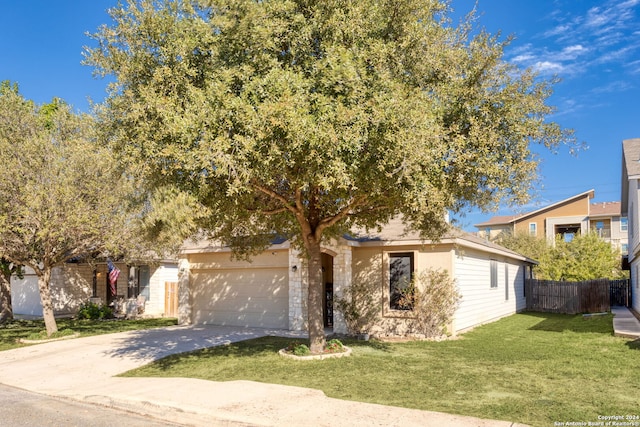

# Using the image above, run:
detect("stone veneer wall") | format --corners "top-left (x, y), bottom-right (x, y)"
top-left (288, 248), bottom-right (307, 331)
top-left (177, 258), bottom-right (192, 325)
top-left (287, 241), bottom-right (353, 333)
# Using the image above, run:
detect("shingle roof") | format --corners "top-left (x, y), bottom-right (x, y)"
top-left (589, 201), bottom-right (621, 217)
top-left (473, 215), bottom-right (521, 227)
top-left (182, 217), bottom-right (536, 263)
top-left (622, 138), bottom-right (640, 213)
top-left (622, 138), bottom-right (640, 178)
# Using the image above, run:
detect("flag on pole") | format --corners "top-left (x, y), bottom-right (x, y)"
top-left (107, 259), bottom-right (120, 297)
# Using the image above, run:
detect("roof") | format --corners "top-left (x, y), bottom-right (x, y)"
top-left (474, 215), bottom-right (521, 228)
top-left (474, 189), bottom-right (595, 228)
top-left (621, 138), bottom-right (640, 213)
top-left (345, 217), bottom-right (536, 263)
top-left (589, 201), bottom-right (621, 217)
top-left (181, 217), bottom-right (536, 264)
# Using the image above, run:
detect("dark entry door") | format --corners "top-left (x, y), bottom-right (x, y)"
top-left (324, 282), bottom-right (333, 328)
top-left (321, 252), bottom-right (334, 328)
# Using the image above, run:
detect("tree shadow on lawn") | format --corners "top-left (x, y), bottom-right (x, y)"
top-left (524, 311), bottom-right (614, 334)
top-left (625, 338), bottom-right (640, 351)
top-left (120, 334), bottom-right (394, 373)
top-left (103, 325), bottom-right (308, 364)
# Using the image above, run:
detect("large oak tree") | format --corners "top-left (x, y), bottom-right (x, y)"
top-left (87, 0), bottom-right (575, 352)
top-left (0, 83), bottom-right (133, 336)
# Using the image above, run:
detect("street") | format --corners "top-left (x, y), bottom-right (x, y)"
top-left (0, 384), bottom-right (180, 427)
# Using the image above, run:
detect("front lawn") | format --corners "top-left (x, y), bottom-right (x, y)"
top-left (122, 312), bottom-right (640, 427)
top-left (0, 317), bottom-right (178, 351)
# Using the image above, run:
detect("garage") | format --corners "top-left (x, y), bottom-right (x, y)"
top-left (188, 250), bottom-right (290, 329)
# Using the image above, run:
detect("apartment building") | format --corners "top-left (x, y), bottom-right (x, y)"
top-left (475, 189), bottom-right (628, 254)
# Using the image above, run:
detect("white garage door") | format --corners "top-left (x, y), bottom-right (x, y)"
top-left (191, 267), bottom-right (289, 329)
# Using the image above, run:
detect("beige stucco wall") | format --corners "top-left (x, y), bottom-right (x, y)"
top-left (476, 224), bottom-right (513, 240)
top-left (350, 243), bottom-right (455, 337)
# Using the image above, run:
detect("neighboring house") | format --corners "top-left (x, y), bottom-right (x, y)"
top-left (11, 260), bottom-right (178, 318)
top-left (177, 218), bottom-right (536, 337)
top-left (621, 138), bottom-right (640, 313)
top-left (474, 190), bottom-right (628, 254)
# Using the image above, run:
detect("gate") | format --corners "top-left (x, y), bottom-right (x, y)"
top-left (165, 282), bottom-right (179, 317)
top-left (609, 279), bottom-right (630, 307)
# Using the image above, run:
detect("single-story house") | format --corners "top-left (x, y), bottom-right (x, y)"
top-left (177, 218), bottom-right (535, 336)
top-left (11, 260), bottom-right (179, 318)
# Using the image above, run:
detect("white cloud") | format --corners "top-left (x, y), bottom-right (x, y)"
top-left (591, 80), bottom-right (633, 93)
top-left (509, 0), bottom-right (640, 80)
top-left (557, 44), bottom-right (588, 60)
top-left (533, 61), bottom-right (565, 73)
top-left (543, 24), bottom-right (571, 38)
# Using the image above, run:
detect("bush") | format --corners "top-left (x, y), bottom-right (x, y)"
top-left (76, 301), bottom-right (113, 320)
top-left (334, 280), bottom-right (378, 335)
top-left (325, 339), bottom-right (344, 353)
top-left (284, 339), bottom-right (345, 355)
top-left (398, 268), bottom-right (460, 337)
top-left (285, 341), bottom-right (311, 356)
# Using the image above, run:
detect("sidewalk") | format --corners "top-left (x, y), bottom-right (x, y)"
top-left (0, 324), bottom-right (528, 427)
top-left (611, 306), bottom-right (640, 339)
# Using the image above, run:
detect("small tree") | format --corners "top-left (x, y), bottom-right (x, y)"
top-left (495, 231), bottom-right (549, 264)
top-left (496, 231), bottom-right (626, 281)
top-left (545, 233), bottom-right (626, 281)
top-left (334, 280), bottom-right (379, 335)
top-left (0, 84), bottom-right (134, 336)
top-left (0, 259), bottom-right (22, 323)
top-left (399, 269), bottom-right (460, 337)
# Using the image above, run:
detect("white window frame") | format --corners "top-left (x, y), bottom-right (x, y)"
top-left (490, 259), bottom-right (498, 288)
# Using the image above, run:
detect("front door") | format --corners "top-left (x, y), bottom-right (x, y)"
top-left (321, 253), bottom-right (334, 328)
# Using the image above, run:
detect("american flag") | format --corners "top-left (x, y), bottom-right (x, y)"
top-left (107, 259), bottom-right (120, 295)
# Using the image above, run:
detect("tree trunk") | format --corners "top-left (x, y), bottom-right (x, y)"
top-left (307, 241), bottom-right (326, 354)
top-left (38, 268), bottom-right (58, 337)
top-left (0, 270), bottom-right (13, 323)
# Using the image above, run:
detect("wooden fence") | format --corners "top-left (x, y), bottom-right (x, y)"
top-left (525, 278), bottom-right (629, 314)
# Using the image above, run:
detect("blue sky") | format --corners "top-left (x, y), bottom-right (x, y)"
top-left (0, 1), bottom-right (638, 231)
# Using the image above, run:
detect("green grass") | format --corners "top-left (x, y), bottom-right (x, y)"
top-left (122, 312), bottom-right (640, 427)
top-left (0, 317), bottom-right (178, 351)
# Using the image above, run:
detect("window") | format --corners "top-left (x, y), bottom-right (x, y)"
top-left (504, 264), bottom-right (509, 301)
top-left (490, 259), bottom-right (498, 288)
top-left (529, 223), bottom-right (537, 236)
top-left (621, 217), bottom-right (628, 232)
top-left (622, 244), bottom-right (629, 255)
top-left (389, 253), bottom-right (414, 310)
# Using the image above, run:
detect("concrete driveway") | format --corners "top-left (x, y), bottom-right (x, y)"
top-left (0, 324), bottom-right (527, 426)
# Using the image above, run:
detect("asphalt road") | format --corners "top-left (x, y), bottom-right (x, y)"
top-left (0, 384), bottom-right (179, 427)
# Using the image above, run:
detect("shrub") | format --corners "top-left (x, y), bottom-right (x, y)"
top-left (76, 301), bottom-right (113, 320)
top-left (285, 341), bottom-right (311, 356)
top-left (334, 280), bottom-right (378, 335)
top-left (325, 339), bottom-right (344, 353)
top-left (398, 268), bottom-right (460, 338)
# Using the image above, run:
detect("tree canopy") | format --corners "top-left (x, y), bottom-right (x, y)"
top-left (86, 0), bottom-right (575, 351)
top-left (0, 83), bottom-right (134, 335)
top-left (496, 231), bottom-right (626, 281)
